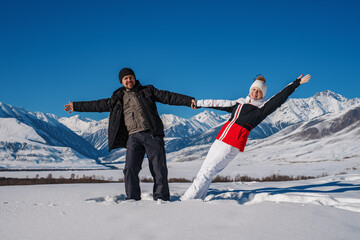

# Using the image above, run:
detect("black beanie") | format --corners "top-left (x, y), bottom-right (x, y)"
top-left (118, 68), bottom-right (136, 83)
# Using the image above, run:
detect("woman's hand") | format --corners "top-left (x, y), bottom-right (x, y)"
top-left (298, 74), bottom-right (311, 85)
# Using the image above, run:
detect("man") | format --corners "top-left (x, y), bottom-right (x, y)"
top-left (65, 68), bottom-right (196, 201)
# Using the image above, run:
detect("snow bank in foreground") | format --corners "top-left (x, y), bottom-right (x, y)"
top-left (1, 174), bottom-right (360, 240)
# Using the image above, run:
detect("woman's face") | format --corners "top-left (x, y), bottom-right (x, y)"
top-left (250, 87), bottom-right (263, 100)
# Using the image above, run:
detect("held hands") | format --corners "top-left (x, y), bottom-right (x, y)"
top-left (298, 74), bottom-right (311, 85)
top-left (191, 99), bottom-right (197, 110)
top-left (64, 101), bottom-right (74, 113)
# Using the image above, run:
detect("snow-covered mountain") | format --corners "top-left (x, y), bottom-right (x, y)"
top-left (164, 103), bottom-right (360, 180)
top-left (59, 90), bottom-right (360, 155)
top-left (0, 103), bottom-right (105, 169)
top-left (163, 91), bottom-right (360, 150)
top-left (264, 90), bottom-right (360, 129)
top-left (0, 91), bottom-right (359, 169)
top-left (58, 115), bottom-right (109, 156)
top-left (161, 111), bottom-right (229, 138)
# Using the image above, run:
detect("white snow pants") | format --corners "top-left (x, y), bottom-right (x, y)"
top-left (181, 140), bottom-right (239, 200)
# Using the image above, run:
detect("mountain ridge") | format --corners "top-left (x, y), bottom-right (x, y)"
top-left (1, 90), bottom-right (359, 169)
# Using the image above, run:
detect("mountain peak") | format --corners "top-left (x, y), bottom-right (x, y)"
top-left (192, 110), bottom-right (218, 122)
top-left (313, 90), bottom-right (347, 101)
top-left (68, 115), bottom-right (94, 123)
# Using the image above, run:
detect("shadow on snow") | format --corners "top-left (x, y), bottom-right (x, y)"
top-left (206, 181), bottom-right (360, 204)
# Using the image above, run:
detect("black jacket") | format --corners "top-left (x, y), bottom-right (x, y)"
top-left (73, 81), bottom-right (194, 151)
top-left (215, 78), bottom-right (301, 128)
top-left (203, 78), bottom-right (301, 151)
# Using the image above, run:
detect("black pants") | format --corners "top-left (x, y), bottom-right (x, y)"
top-left (123, 131), bottom-right (170, 201)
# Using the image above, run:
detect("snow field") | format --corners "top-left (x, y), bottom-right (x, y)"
top-left (1, 174), bottom-right (360, 240)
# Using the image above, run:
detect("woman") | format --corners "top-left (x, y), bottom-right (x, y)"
top-left (181, 74), bottom-right (311, 200)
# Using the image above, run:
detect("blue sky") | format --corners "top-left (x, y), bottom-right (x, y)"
top-left (1, 0), bottom-right (359, 120)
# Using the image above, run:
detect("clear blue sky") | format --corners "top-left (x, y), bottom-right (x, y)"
top-left (1, 0), bottom-right (359, 120)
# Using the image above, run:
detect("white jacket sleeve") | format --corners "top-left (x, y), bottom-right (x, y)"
top-left (196, 99), bottom-right (238, 108)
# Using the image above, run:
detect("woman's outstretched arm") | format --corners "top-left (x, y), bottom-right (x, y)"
top-left (255, 74), bottom-right (311, 124)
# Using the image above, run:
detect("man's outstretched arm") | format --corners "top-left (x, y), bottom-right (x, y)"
top-left (64, 98), bottom-right (112, 113)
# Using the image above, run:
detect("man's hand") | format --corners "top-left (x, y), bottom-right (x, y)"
top-left (298, 74), bottom-right (311, 85)
top-left (64, 101), bottom-right (74, 113)
top-left (191, 99), bottom-right (197, 110)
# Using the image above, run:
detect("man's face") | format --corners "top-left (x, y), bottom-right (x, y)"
top-left (122, 75), bottom-right (136, 90)
top-left (249, 86), bottom-right (263, 100)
